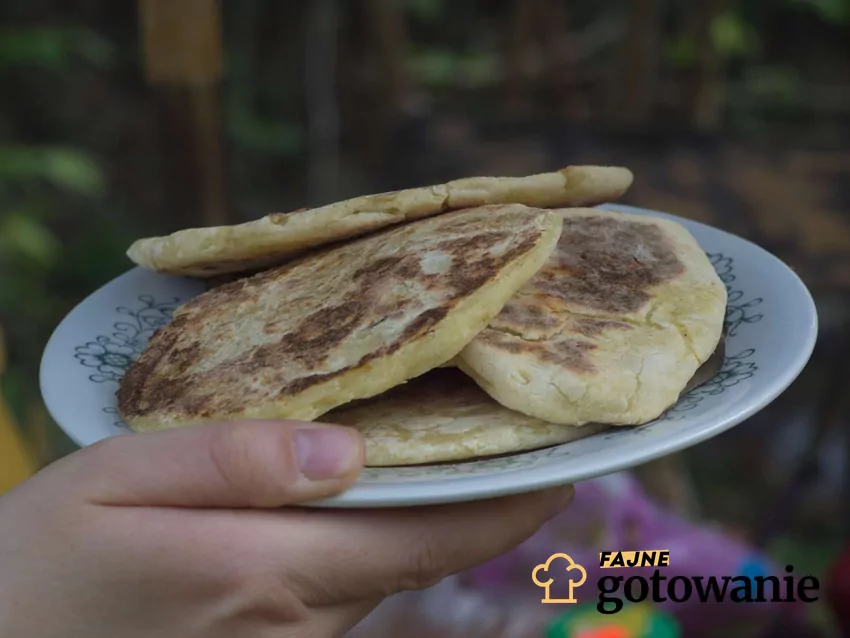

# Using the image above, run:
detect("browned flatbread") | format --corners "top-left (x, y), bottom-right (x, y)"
top-left (457, 208), bottom-right (727, 426)
top-left (117, 205), bottom-right (563, 431)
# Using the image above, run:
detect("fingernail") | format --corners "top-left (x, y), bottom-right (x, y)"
top-left (547, 486), bottom-right (575, 518)
top-left (294, 427), bottom-right (361, 481)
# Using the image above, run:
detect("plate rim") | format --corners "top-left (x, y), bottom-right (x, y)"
top-left (39, 204), bottom-right (819, 508)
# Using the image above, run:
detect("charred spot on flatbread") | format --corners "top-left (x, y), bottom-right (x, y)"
top-left (475, 330), bottom-right (600, 374)
top-left (533, 216), bottom-right (686, 315)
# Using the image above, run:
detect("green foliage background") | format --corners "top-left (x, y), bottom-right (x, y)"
top-left (0, 26), bottom-right (135, 458)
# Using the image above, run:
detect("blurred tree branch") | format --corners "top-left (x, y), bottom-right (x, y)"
top-left (138, 0), bottom-right (230, 228)
top-left (503, 0), bottom-right (539, 114)
top-left (502, 0), bottom-right (588, 118)
top-left (610, 0), bottom-right (662, 126)
top-left (305, 0), bottom-right (341, 204)
top-left (362, 0), bottom-right (416, 114)
top-left (680, 0), bottom-right (732, 132)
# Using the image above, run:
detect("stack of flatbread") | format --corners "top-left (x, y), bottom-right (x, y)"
top-left (118, 166), bottom-right (727, 466)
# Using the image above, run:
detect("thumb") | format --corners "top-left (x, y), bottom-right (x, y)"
top-left (60, 420), bottom-right (364, 508)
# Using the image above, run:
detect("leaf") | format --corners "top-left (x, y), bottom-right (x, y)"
top-left (786, 0), bottom-right (850, 24)
top-left (0, 147), bottom-right (104, 195)
top-left (409, 48), bottom-right (458, 85)
top-left (710, 10), bottom-right (761, 58)
top-left (72, 29), bottom-right (115, 67)
top-left (459, 52), bottom-right (498, 87)
top-left (226, 108), bottom-right (305, 156)
top-left (0, 147), bottom-right (42, 178)
top-left (0, 27), bottom-right (115, 71)
top-left (746, 65), bottom-right (801, 103)
top-left (0, 212), bottom-right (61, 267)
top-left (666, 36), bottom-right (698, 68)
top-left (401, 0), bottom-right (446, 23)
top-left (41, 150), bottom-right (105, 195)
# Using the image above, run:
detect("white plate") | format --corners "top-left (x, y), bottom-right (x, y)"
top-left (40, 204), bottom-right (818, 508)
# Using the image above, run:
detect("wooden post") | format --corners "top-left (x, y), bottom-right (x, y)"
top-left (680, 0), bottom-right (730, 132)
top-left (503, 0), bottom-right (539, 114)
top-left (542, 0), bottom-right (587, 119)
top-left (138, 0), bottom-right (230, 229)
top-left (351, 0), bottom-right (417, 173)
top-left (305, 0), bottom-right (341, 204)
top-left (362, 0), bottom-right (414, 115)
top-left (502, 0), bottom-right (587, 119)
top-left (609, 0), bottom-right (662, 126)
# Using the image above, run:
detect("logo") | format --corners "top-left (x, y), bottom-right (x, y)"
top-left (532, 551), bottom-right (820, 613)
top-left (599, 550), bottom-right (670, 568)
top-left (531, 552), bottom-right (587, 603)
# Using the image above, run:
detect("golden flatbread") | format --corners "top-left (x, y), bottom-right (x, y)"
top-left (126, 166), bottom-right (632, 277)
top-left (329, 336), bottom-right (725, 466)
top-left (329, 368), bottom-right (608, 466)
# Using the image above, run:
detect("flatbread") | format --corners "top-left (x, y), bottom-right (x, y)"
top-left (328, 368), bottom-right (608, 466)
top-left (117, 204), bottom-right (563, 431)
top-left (329, 336), bottom-right (725, 467)
top-left (126, 166), bottom-right (632, 277)
top-left (456, 208), bottom-right (727, 426)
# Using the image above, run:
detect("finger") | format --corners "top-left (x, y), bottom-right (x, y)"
top-left (228, 598), bottom-right (381, 638)
top-left (57, 420), bottom-right (364, 508)
top-left (307, 597), bottom-right (384, 638)
top-left (283, 485), bottom-right (574, 603)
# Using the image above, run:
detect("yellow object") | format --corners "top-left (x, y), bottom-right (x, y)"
top-left (532, 553), bottom-right (588, 604)
top-left (0, 327), bottom-right (37, 494)
top-left (126, 166), bottom-right (633, 278)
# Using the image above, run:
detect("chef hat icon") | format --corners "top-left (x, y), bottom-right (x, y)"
top-left (532, 553), bottom-right (587, 604)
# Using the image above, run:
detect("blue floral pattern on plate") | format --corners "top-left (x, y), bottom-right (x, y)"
top-left (74, 295), bottom-right (180, 427)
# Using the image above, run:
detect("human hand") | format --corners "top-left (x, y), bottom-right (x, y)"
top-left (0, 419), bottom-right (573, 638)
